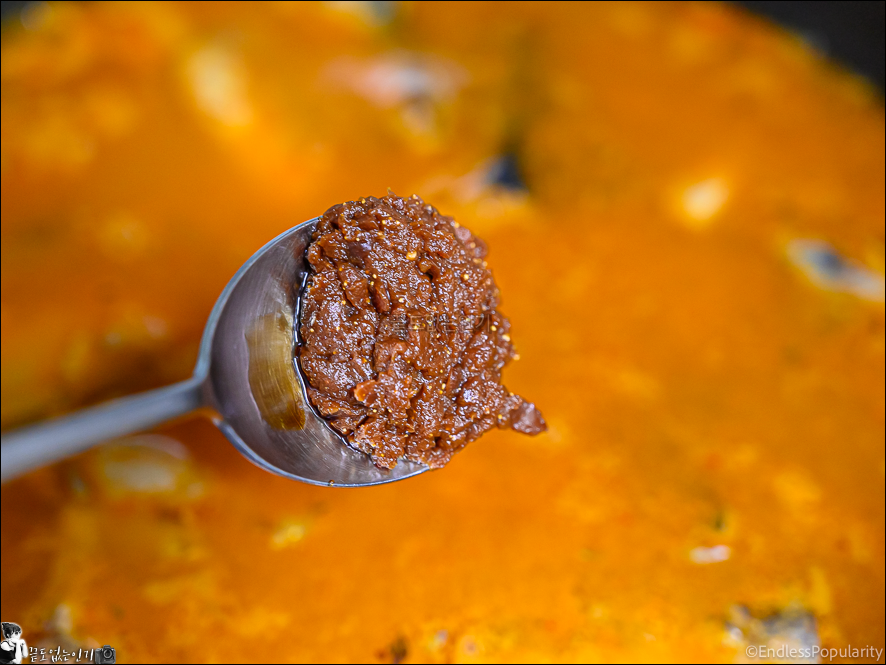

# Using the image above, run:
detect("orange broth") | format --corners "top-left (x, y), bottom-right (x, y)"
top-left (1, 2), bottom-right (883, 662)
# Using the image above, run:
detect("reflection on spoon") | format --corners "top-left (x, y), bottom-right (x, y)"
top-left (246, 305), bottom-right (306, 431)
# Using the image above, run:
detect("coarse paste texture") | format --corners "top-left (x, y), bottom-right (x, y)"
top-left (298, 194), bottom-right (546, 468)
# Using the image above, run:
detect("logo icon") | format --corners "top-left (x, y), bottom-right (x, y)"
top-left (94, 645), bottom-right (116, 664)
top-left (0, 623), bottom-right (27, 665)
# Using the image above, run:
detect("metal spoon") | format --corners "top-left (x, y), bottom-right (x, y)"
top-left (0, 218), bottom-right (427, 486)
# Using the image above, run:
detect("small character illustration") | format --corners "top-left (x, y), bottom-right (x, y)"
top-left (0, 623), bottom-right (27, 665)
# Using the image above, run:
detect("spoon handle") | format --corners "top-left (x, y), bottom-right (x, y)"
top-left (0, 377), bottom-right (204, 483)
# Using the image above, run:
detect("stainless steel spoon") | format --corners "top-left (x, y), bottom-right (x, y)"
top-left (0, 218), bottom-right (427, 486)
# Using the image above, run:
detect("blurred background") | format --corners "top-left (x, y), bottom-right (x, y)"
top-left (1, 2), bottom-right (884, 663)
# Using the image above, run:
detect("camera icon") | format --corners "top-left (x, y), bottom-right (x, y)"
top-left (94, 645), bottom-right (116, 664)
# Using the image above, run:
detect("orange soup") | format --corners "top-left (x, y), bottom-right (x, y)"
top-left (2, 2), bottom-right (883, 662)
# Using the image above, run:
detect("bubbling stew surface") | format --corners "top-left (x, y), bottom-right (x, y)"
top-left (1, 2), bottom-right (883, 662)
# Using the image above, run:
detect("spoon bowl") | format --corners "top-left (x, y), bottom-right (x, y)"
top-left (1, 218), bottom-right (428, 486)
